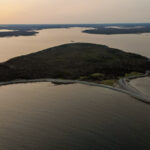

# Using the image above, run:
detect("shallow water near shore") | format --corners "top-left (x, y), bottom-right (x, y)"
top-left (130, 77), bottom-right (150, 97)
top-left (0, 27), bottom-right (150, 62)
top-left (0, 82), bottom-right (150, 150)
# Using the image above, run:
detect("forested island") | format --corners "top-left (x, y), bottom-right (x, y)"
top-left (0, 23), bottom-right (150, 37)
top-left (0, 30), bottom-right (38, 37)
top-left (83, 24), bottom-right (150, 35)
top-left (0, 43), bottom-right (149, 85)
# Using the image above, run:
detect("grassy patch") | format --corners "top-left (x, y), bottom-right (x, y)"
top-left (101, 79), bottom-right (116, 86)
top-left (125, 72), bottom-right (144, 78)
top-left (90, 73), bottom-right (105, 79)
top-left (79, 76), bottom-right (89, 80)
top-left (90, 73), bottom-right (104, 78)
top-left (79, 73), bottom-right (105, 81)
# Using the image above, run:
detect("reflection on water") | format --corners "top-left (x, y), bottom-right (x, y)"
top-left (0, 27), bottom-right (150, 62)
top-left (0, 82), bottom-right (150, 150)
top-left (0, 29), bottom-right (16, 32)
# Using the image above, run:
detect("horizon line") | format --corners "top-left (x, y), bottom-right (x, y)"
top-left (0, 22), bottom-right (150, 25)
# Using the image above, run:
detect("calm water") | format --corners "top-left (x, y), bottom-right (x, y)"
top-left (130, 77), bottom-right (150, 97)
top-left (0, 82), bottom-right (150, 150)
top-left (0, 29), bottom-right (16, 32)
top-left (0, 27), bottom-right (150, 62)
top-left (0, 27), bottom-right (150, 149)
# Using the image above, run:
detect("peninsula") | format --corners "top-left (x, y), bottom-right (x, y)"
top-left (0, 43), bottom-right (149, 84)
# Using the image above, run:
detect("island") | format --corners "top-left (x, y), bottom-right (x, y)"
top-left (0, 43), bottom-right (149, 86)
top-left (0, 30), bottom-right (38, 37)
top-left (0, 23), bottom-right (150, 37)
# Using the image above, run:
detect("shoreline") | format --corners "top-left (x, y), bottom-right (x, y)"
top-left (0, 75), bottom-right (149, 104)
top-left (0, 23), bottom-right (150, 38)
top-left (0, 42), bottom-right (149, 104)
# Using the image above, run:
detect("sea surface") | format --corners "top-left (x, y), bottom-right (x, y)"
top-left (0, 27), bottom-right (150, 150)
top-left (0, 29), bottom-right (16, 32)
top-left (0, 27), bottom-right (150, 62)
top-left (130, 77), bottom-right (150, 97)
top-left (0, 82), bottom-right (150, 150)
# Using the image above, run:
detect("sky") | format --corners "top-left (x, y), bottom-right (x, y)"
top-left (0, 0), bottom-right (150, 24)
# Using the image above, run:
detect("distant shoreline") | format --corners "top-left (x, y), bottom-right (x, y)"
top-left (0, 23), bottom-right (150, 37)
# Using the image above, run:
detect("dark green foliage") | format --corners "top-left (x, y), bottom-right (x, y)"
top-left (0, 43), bottom-right (149, 82)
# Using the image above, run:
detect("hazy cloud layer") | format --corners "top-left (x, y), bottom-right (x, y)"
top-left (0, 0), bottom-right (150, 24)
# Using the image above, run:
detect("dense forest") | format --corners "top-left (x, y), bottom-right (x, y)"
top-left (0, 43), bottom-right (149, 82)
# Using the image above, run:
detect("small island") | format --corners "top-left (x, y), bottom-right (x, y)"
top-left (0, 30), bottom-right (38, 37)
top-left (0, 43), bottom-right (149, 86)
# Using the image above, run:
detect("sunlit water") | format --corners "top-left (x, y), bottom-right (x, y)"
top-left (0, 29), bottom-right (16, 32)
top-left (0, 82), bottom-right (150, 150)
top-left (0, 27), bottom-right (150, 62)
top-left (0, 28), bottom-right (150, 149)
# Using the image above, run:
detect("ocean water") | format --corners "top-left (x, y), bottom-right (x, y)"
top-left (0, 27), bottom-right (150, 150)
top-left (130, 77), bottom-right (150, 97)
top-left (0, 82), bottom-right (150, 150)
top-left (0, 27), bottom-right (150, 62)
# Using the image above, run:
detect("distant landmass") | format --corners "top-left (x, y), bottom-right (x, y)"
top-left (83, 23), bottom-right (150, 34)
top-left (0, 43), bottom-right (149, 83)
top-left (0, 23), bottom-right (150, 37)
